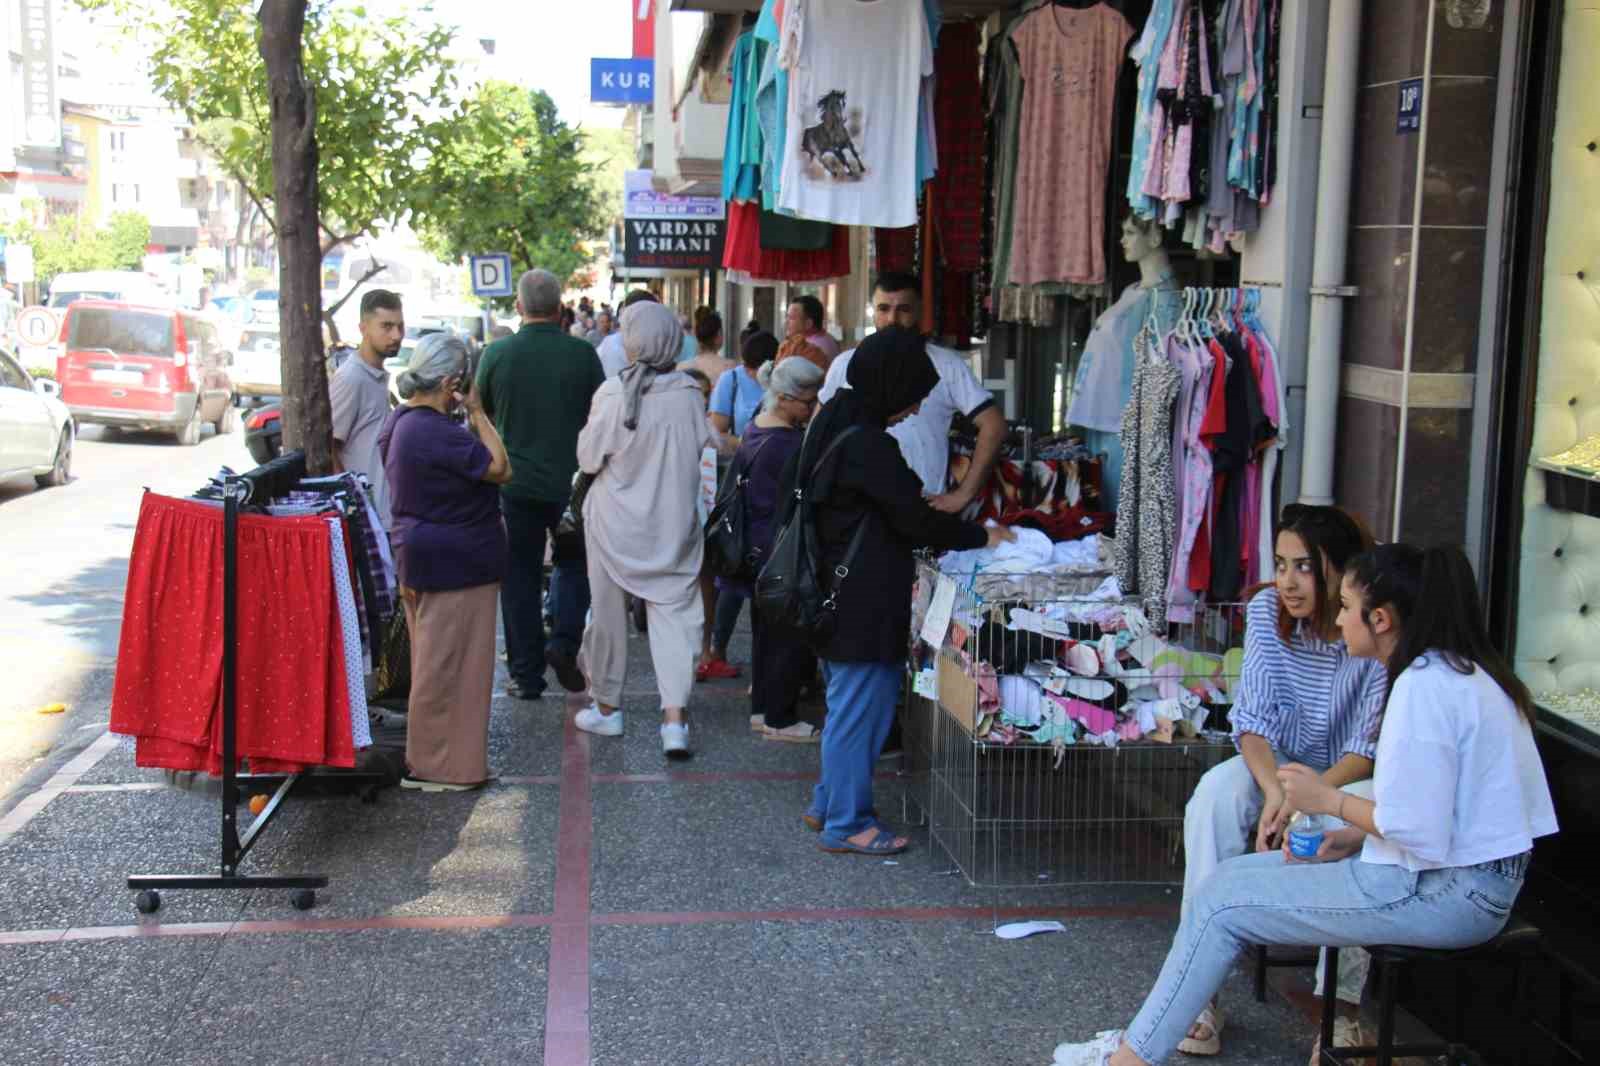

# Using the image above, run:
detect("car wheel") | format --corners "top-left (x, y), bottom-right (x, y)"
top-left (175, 405), bottom-right (202, 447)
top-left (216, 404), bottom-right (240, 435)
top-left (35, 428), bottom-right (71, 488)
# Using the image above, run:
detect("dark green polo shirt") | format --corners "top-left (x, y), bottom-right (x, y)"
top-left (475, 322), bottom-right (606, 503)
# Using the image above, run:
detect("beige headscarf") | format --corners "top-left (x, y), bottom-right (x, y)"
top-left (618, 300), bottom-right (684, 430)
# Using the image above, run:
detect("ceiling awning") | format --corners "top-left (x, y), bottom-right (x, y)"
top-left (670, 0), bottom-right (1018, 16)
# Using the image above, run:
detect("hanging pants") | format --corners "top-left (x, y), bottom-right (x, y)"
top-left (813, 659), bottom-right (901, 842)
top-left (404, 582), bottom-right (498, 784)
top-left (583, 558), bottom-right (703, 710)
top-left (1183, 753), bottom-right (1374, 1003)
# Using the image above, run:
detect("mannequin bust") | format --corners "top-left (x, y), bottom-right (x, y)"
top-left (1119, 215), bottom-right (1178, 290)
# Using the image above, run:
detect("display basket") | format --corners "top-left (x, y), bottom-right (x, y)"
top-left (903, 559), bottom-right (1245, 889)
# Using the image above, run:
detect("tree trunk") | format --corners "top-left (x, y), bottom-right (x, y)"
top-left (258, 0), bottom-right (332, 474)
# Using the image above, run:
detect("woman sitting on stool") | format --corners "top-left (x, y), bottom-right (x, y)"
top-left (1178, 505), bottom-right (1386, 1057)
top-left (1049, 544), bottom-right (1559, 1066)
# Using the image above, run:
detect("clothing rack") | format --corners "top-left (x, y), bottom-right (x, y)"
top-left (127, 451), bottom-right (384, 914)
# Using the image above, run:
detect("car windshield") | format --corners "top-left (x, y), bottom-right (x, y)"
top-left (50, 290), bottom-right (121, 308)
top-left (68, 308), bottom-right (175, 358)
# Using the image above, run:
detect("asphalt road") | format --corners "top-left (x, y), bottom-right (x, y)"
top-left (0, 420), bottom-right (258, 809)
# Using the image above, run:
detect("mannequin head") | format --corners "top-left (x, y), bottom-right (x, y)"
top-left (1119, 215), bottom-right (1164, 264)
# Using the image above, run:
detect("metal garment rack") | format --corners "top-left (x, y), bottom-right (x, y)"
top-left (127, 455), bottom-right (378, 913)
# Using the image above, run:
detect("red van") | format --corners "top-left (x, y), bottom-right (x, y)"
top-left (55, 301), bottom-right (237, 445)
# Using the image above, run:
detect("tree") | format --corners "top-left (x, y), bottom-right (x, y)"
top-left (103, 212), bottom-right (151, 269)
top-left (0, 207), bottom-right (153, 291)
top-left (88, 0), bottom-right (464, 340)
top-left (414, 83), bottom-right (608, 294)
top-left (257, 0), bottom-right (331, 473)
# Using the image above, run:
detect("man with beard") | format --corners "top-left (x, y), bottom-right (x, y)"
top-left (332, 288), bottom-right (405, 529)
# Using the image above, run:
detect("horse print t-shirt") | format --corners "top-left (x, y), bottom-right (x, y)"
top-left (776, 0), bottom-right (931, 228)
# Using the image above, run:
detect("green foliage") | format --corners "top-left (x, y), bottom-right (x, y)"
top-left (414, 83), bottom-right (609, 295)
top-left (86, 0), bottom-right (463, 255)
top-left (0, 208), bottom-right (155, 290)
top-left (26, 366), bottom-right (54, 381)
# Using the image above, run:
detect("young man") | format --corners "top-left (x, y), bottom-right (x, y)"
top-left (818, 273), bottom-right (1006, 514)
top-left (784, 293), bottom-right (841, 366)
top-left (330, 288), bottom-right (404, 529)
top-left (476, 269), bottom-right (607, 701)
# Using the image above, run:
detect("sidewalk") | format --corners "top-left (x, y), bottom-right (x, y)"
top-left (0, 623), bottom-right (1316, 1065)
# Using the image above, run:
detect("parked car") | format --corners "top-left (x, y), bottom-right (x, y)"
top-left (48, 270), bottom-right (169, 310)
top-left (232, 324), bottom-right (282, 400)
top-left (243, 402), bottom-right (282, 466)
top-left (0, 346), bottom-right (72, 489)
top-left (54, 301), bottom-right (237, 446)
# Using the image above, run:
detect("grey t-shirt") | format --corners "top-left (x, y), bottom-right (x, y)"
top-left (330, 355), bottom-right (393, 528)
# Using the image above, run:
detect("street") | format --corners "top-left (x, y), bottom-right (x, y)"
top-left (0, 422), bottom-right (254, 808)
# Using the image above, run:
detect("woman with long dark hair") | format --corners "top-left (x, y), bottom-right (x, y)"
top-left (1177, 505), bottom-right (1386, 1056)
top-left (1048, 544), bottom-right (1558, 1066)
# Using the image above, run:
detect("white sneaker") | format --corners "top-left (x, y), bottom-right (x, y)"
top-left (1052, 1029), bottom-right (1122, 1066)
top-left (575, 704), bottom-right (623, 737)
top-left (660, 722), bottom-right (691, 759)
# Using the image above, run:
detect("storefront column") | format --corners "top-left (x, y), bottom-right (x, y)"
top-left (1335, 0), bottom-right (1505, 542)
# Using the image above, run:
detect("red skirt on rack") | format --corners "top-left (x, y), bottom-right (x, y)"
top-left (723, 200), bottom-right (852, 281)
top-left (110, 492), bottom-right (354, 774)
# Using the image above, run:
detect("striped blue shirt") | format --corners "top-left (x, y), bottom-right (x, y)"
top-left (1229, 587), bottom-right (1387, 769)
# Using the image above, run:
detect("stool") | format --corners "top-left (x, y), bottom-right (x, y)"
top-left (1318, 918), bottom-right (1541, 1066)
top-left (1253, 943), bottom-right (1319, 1002)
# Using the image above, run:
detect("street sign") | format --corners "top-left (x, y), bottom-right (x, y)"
top-left (1397, 78), bottom-right (1423, 134)
top-left (5, 244), bottom-right (35, 285)
top-left (469, 254), bottom-right (514, 298)
top-left (590, 58), bottom-right (653, 106)
top-left (16, 306), bottom-right (56, 346)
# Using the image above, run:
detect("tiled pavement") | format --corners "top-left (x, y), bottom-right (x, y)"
top-left (0, 626), bottom-right (1318, 1065)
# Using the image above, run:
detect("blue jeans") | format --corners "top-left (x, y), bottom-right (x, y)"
top-left (501, 496), bottom-right (589, 692)
top-left (812, 660), bottom-right (901, 842)
top-left (1124, 849), bottom-right (1528, 1063)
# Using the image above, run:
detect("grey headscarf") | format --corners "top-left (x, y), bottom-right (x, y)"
top-left (396, 332), bottom-right (469, 399)
top-left (618, 300), bottom-right (684, 430)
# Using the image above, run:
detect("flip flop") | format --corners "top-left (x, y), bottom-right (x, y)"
top-left (818, 828), bottom-right (908, 855)
top-left (1177, 1004), bottom-right (1223, 1056)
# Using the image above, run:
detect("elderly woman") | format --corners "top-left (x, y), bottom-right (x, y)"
top-left (742, 357), bottom-right (825, 741)
top-left (378, 333), bottom-right (512, 791)
top-left (576, 300), bottom-right (713, 757)
top-left (790, 328), bottom-right (1012, 852)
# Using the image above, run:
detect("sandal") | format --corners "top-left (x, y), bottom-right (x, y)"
top-left (764, 722), bottom-right (821, 743)
top-left (802, 807), bottom-right (877, 833)
top-left (1177, 1004), bottom-right (1223, 1056)
top-left (818, 827), bottom-right (908, 855)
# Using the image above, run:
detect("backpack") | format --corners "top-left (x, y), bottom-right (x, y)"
top-left (704, 435), bottom-right (775, 582)
top-left (753, 423), bottom-right (865, 649)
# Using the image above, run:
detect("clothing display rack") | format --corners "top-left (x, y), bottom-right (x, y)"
top-left (127, 451), bottom-right (385, 914)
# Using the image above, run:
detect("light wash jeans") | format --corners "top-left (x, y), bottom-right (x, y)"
top-left (812, 659), bottom-right (901, 843)
top-left (1124, 849), bottom-right (1528, 1064)
top-left (1183, 753), bottom-right (1374, 1003)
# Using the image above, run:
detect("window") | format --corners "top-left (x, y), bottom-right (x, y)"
top-left (0, 353), bottom-right (28, 390)
top-left (68, 308), bottom-right (175, 359)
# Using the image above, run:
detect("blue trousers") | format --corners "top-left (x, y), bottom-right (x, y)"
top-left (812, 659), bottom-right (901, 842)
top-left (501, 496), bottom-right (589, 693)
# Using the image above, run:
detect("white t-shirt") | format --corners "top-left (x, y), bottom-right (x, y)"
top-left (596, 332), bottom-right (628, 379)
top-left (819, 341), bottom-right (994, 496)
top-left (776, 0), bottom-right (931, 228)
top-left (1362, 655), bottom-right (1558, 872)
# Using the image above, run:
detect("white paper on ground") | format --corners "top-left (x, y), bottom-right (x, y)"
top-left (994, 920), bottom-right (1068, 940)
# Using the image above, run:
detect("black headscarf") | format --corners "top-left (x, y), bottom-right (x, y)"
top-left (796, 326), bottom-right (939, 485)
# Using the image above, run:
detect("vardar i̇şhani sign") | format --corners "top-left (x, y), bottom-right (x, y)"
top-left (625, 218), bottom-right (726, 270)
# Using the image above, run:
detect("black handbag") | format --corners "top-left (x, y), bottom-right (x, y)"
top-left (753, 425), bottom-right (864, 649)
top-left (704, 436), bottom-right (774, 581)
top-left (552, 470), bottom-right (595, 560)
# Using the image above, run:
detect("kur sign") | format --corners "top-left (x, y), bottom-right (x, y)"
top-left (591, 58), bottom-right (653, 106)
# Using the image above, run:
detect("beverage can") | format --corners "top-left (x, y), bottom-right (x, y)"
top-left (1288, 814), bottom-right (1325, 859)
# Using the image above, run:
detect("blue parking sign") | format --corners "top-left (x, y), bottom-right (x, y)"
top-left (470, 254), bottom-right (514, 298)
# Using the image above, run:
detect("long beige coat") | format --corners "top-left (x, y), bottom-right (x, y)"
top-left (578, 372), bottom-right (713, 603)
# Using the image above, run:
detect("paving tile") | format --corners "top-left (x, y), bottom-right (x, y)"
top-left (0, 934), bottom-right (224, 1065)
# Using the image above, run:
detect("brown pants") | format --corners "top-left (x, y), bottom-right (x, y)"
top-left (402, 582), bottom-right (498, 784)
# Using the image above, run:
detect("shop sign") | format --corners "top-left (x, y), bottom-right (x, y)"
top-left (632, 0), bottom-right (655, 60)
top-left (19, 0), bottom-right (60, 147)
top-left (622, 170), bottom-right (726, 270)
top-left (591, 58), bottom-right (653, 106)
top-left (1397, 78), bottom-right (1423, 134)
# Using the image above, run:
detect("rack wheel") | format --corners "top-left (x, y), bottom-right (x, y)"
top-left (134, 889), bottom-right (161, 914)
top-left (289, 889), bottom-right (316, 911)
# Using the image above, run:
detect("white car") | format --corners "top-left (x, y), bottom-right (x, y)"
top-left (0, 347), bottom-right (72, 490)
top-left (232, 324), bottom-right (282, 399)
